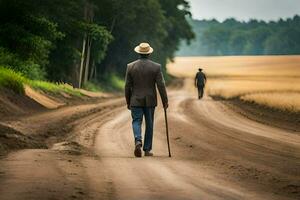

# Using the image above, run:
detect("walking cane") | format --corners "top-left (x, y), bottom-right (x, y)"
top-left (164, 108), bottom-right (171, 157)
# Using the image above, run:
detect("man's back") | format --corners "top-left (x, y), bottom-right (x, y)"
top-left (125, 58), bottom-right (168, 107)
top-left (195, 71), bottom-right (206, 86)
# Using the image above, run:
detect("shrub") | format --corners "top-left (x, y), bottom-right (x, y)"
top-left (0, 66), bottom-right (26, 94)
top-left (84, 73), bottom-right (125, 92)
top-left (110, 74), bottom-right (125, 90)
top-left (0, 48), bottom-right (45, 80)
top-left (83, 81), bottom-right (104, 92)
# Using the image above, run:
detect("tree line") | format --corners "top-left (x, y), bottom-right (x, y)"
top-left (0, 0), bottom-right (194, 87)
top-left (177, 15), bottom-right (300, 56)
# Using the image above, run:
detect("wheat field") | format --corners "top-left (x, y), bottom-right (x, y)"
top-left (167, 55), bottom-right (300, 113)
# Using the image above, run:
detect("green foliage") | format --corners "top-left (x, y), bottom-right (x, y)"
top-left (202, 27), bottom-right (231, 55)
top-left (28, 80), bottom-right (82, 96)
top-left (0, 66), bottom-right (25, 94)
top-left (177, 19), bottom-right (217, 56)
top-left (100, 73), bottom-right (125, 91)
top-left (96, 0), bottom-right (194, 76)
top-left (244, 27), bottom-right (271, 54)
top-left (83, 81), bottom-right (104, 92)
top-left (178, 15), bottom-right (300, 56)
top-left (110, 74), bottom-right (125, 90)
top-left (0, 0), bottom-right (194, 87)
top-left (0, 48), bottom-right (45, 80)
top-left (79, 21), bottom-right (114, 64)
top-left (264, 27), bottom-right (300, 54)
top-left (0, 11), bottom-right (62, 67)
top-left (0, 66), bottom-right (83, 96)
top-left (229, 31), bottom-right (248, 54)
top-left (84, 73), bottom-right (124, 92)
top-left (0, 0), bottom-right (65, 80)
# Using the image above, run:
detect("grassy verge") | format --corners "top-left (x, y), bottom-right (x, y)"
top-left (83, 73), bottom-right (124, 92)
top-left (28, 80), bottom-right (82, 96)
top-left (0, 66), bottom-right (83, 96)
top-left (0, 66), bottom-right (125, 98)
top-left (0, 67), bottom-right (26, 94)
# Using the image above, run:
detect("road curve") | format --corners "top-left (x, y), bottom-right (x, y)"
top-left (0, 88), bottom-right (299, 200)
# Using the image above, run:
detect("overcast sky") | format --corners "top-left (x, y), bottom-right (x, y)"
top-left (188, 0), bottom-right (300, 22)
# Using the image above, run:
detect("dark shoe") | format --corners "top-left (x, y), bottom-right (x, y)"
top-left (134, 141), bottom-right (142, 157)
top-left (144, 151), bottom-right (153, 157)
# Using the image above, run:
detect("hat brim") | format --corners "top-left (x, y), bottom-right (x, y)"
top-left (134, 46), bottom-right (154, 54)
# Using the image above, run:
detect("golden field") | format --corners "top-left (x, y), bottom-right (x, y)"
top-left (167, 56), bottom-right (300, 112)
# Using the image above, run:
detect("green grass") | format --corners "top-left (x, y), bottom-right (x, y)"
top-left (83, 81), bottom-right (104, 92)
top-left (83, 73), bottom-right (124, 92)
top-left (0, 67), bottom-right (26, 94)
top-left (0, 66), bottom-right (83, 96)
top-left (109, 73), bottom-right (125, 91)
top-left (1, 66), bottom-right (124, 97)
top-left (28, 80), bottom-right (82, 96)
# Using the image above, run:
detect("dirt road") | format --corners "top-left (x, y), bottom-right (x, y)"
top-left (0, 82), bottom-right (299, 200)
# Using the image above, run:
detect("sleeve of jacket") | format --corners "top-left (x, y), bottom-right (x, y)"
top-left (203, 73), bottom-right (207, 83)
top-left (125, 65), bottom-right (132, 106)
top-left (155, 65), bottom-right (168, 106)
top-left (195, 72), bottom-right (198, 86)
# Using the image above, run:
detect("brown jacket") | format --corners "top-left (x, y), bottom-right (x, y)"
top-left (125, 58), bottom-right (168, 107)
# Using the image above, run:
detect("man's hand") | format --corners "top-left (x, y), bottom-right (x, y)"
top-left (163, 103), bottom-right (169, 110)
top-left (127, 105), bottom-right (131, 110)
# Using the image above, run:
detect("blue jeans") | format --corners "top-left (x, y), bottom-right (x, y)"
top-left (131, 107), bottom-right (155, 152)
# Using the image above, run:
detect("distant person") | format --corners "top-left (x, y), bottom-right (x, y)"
top-left (125, 42), bottom-right (168, 157)
top-left (195, 68), bottom-right (207, 99)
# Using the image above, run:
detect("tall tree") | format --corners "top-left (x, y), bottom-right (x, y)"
top-left (94, 0), bottom-right (194, 77)
top-left (156, 0), bottom-right (195, 74)
top-left (0, 0), bottom-right (194, 86)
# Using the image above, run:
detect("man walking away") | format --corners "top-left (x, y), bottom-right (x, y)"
top-left (195, 68), bottom-right (207, 99)
top-left (125, 42), bottom-right (168, 157)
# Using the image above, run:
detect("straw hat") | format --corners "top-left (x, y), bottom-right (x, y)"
top-left (134, 42), bottom-right (154, 54)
